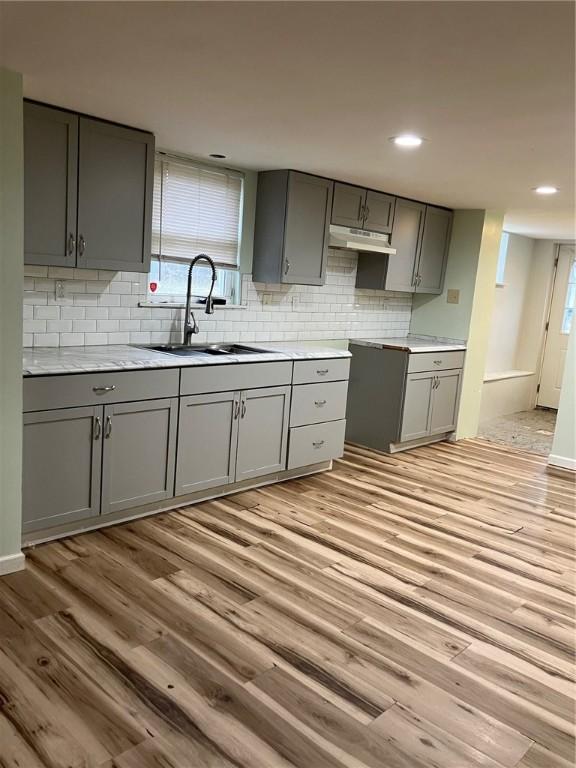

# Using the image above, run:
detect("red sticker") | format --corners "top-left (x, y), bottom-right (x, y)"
top-left (149, 282), bottom-right (158, 293)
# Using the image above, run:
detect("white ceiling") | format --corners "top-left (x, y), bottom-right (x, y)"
top-left (1, 1), bottom-right (574, 240)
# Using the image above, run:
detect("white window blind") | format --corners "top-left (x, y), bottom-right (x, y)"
top-left (152, 155), bottom-right (243, 268)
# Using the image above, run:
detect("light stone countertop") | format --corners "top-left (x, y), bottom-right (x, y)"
top-left (350, 335), bottom-right (467, 353)
top-left (23, 343), bottom-right (352, 376)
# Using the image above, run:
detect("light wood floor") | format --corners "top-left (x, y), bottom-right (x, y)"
top-left (1, 439), bottom-right (574, 768)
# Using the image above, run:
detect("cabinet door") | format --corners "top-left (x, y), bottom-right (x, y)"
top-left (77, 117), bottom-right (154, 273)
top-left (416, 206), bottom-right (453, 294)
top-left (22, 406), bottom-right (102, 533)
top-left (24, 102), bottom-right (78, 267)
top-left (235, 386), bottom-right (290, 481)
top-left (400, 373), bottom-right (434, 442)
top-left (429, 370), bottom-right (461, 435)
top-left (175, 391), bottom-right (239, 495)
top-left (385, 198), bottom-right (425, 292)
top-left (364, 190), bottom-right (396, 234)
top-left (101, 399), bottom-right (177, 515)
top-left (283, 172), bottom-right (333, 285)
top-left (331, 182), bottom-right (366, 228)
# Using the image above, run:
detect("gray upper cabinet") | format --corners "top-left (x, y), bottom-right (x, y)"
top-left (77, 118), bottom-right (154, 272)
top-left (100, 398), bottom-right (177, 515)
top-left (384, 198), bottom-right (426, 292)
top-left (176, 391), bottom-right (239, 496)
top-left (331, 183), bottom-right (366, 228)
top-left (363, 190), bottom-right (396, 234)
top-left (416, 206), bottom-right (452, 294)
top-left (332, 183), bottom-right (395, 234)
top-left (24, 103), bottom-right (78, 267)
top-left (355, 199), bottom-right (452, 294)
top-left (23, 101), bottom-right (154, 272)
top-left (253, 170), bottom-right (333, 285)
top-left (235, 385), bottom-right (290, 481)
top-left (22, 406), bottom-right (102, 533)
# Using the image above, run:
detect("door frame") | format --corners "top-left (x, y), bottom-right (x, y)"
top-left (536, 242), bottom-right (574, 408)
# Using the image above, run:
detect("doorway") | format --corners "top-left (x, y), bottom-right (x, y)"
top-left (538, 244), bottom-right (575, 409)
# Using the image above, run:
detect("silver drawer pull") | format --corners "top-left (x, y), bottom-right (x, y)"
top-left (93, 416), bottom-right (101, 440)
top-left (316, 369), bottom-right (329, 376)
top-left (93, 385), bottom-right (116, 393)
top-left (315, 400), bottom-right (327, 407)
top-left (312, 439), bottom-right (325, 448)
top-left (433, 360), bottom-right (442, 365)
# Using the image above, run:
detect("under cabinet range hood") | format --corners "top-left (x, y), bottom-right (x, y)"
top-left (328, 224), bottom-right (397, 255)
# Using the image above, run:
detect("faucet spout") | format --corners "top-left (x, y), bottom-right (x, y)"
top-left (183, 254), bottom-right (217, 345)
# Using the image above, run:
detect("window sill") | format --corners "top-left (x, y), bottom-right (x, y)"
top-left (139, 301), bottom-right (247, 310)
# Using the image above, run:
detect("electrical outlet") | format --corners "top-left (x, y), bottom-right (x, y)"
top-left (291, 294), bottom-right (299, 309)
top-left (447, 288), bottom-right (460, 304)
top-left (262, 293), bottom-right (274, 305)
top-left (55, 281), bottom-right (66, 300)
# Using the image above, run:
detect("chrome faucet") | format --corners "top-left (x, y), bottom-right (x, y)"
top-left (183, 254), bottom-right (217, 345)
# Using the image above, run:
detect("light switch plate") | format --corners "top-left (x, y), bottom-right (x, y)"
top-left (447, 288), bottom-right (460, 304)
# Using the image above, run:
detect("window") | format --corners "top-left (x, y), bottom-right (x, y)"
top-left (496, 232), bottom-right (509, 285)
top-left (561, 256), bottom-right (576, 334)
top-left (149, 154), bottom-right (243, 301)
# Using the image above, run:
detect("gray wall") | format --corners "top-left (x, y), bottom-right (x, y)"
top-left (0, 68), bottom-right (24, 571)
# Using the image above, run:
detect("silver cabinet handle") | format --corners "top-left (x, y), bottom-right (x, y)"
top-left (93, 416), bottom-right (101, 440)
top-left (284, 259), bottom-right (290, 275)
top-left (241, 399), bottom-right (246, 418)
top-left (233, 399), bottom-right (240, 420)
top-left (78, 235), bottom-right (86, 257)
top-left (364, 205), bottom-right (370, 222)
top-left (433, 360), bottom-right (442, 366)
top-left (93, 385), bottom-right (116, 393)
top-left (312, 440), bottom-right (325, 448)
top-left (316, 368), bottom-right (329, 376)
top-left (68, 232), bottom-right (76, 256)
top-left (104, 415), bottom-right (112, 438)
top-left (315, 400), bottom-right (327, 407)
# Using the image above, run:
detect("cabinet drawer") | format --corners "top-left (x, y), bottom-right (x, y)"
top-left (288, 420), bottom-right (346, 469)
top-left (407, 350), bottom-right (465, 373)
top-left (292, 357), bottom-right (350, 384)
top-left (23, 369), bottom-right (179, 412)
top-left (290, 381), bottom-right (348, 427)
top-left (180, 361), bottom-right (292, 396)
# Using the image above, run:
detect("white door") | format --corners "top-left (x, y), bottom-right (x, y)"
top-left (538, 245), bottom-right (575, 408)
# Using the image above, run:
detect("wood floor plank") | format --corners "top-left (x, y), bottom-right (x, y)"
top-left (0, 438), bottom-right (572, 767)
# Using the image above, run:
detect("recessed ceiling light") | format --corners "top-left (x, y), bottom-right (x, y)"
top-left (390, 134), bottom-right (424, 148)
top-left (209, 153), bottom-right (226, 159)
top-left (533, 185), bottom-right (558, 195)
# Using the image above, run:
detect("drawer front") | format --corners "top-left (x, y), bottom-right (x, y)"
top-left (23, 369), bottom-right (179, 412)
top-left (180, 361), bottom-right (292, 396)
top-left (292, 357), bottom-right (350, 385)
top-left (288, 419), bottom-right (346, 469)
top-left (290, 381), bottom-right (348, 427)
top-left (407, 350), bottom-right (465, 373)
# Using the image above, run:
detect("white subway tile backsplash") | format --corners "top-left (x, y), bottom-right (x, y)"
top-left (23, 250), bottom-right (412, 347)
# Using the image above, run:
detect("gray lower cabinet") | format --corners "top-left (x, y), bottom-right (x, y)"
top-left (253, 170), bottom-right (333, 285)
top-left (175, 386), bottom-right (290, 494)
top-left (23, 100), bottom-right (154, 272)
top-left (400, 372), bottom-right (435, 441)
top-left (175, 391), bottom-right (240, 495)
top-left (24, 102), bottom-right (78, 267)
top-left (22, 406), bottom-right (102, 533)
top-left (101, 398), bottom-right (177, 515)
top-left (236, 386), bottom-right (290, 481)
top-left (429, 370), bottom-right (462, 435)
top-left (346, 343), bottom-right (463, 453)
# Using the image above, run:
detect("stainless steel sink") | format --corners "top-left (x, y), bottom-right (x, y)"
top-left (133, 343), bottom-right (269, 357)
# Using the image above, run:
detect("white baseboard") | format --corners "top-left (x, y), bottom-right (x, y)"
top-left (0, 552), bottom-right (25, 576)
top-left (548, 454), bottom-right (576, 471)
